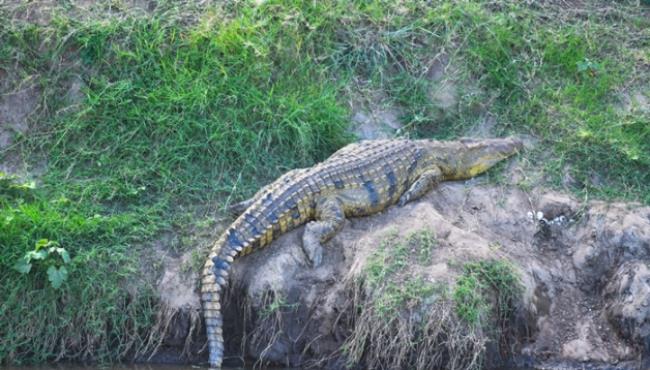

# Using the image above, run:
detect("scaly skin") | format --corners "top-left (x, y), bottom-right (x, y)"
top-left (201, 137), bottom-right (523, 368)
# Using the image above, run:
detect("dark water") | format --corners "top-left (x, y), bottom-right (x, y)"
top-left (0, 366), bottom-right (264, 370)
top-left (0, 365), bottom-right (538, 370)
top-left (0, 365), bottom-right (541, 370)
top-left (0, 365), bottom-right (294, 370)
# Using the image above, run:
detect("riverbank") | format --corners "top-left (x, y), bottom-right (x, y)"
top-left (1, 1), bottom-right (649, 368)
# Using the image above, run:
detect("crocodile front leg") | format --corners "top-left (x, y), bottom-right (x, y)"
top-left (302, 196), bottom-right (345, 267)
top-left (398, 167), bottom-right (443, 206)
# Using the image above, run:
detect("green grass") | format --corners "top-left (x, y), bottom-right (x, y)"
top-left (453, 260), bottom-right (521, 326)
top-left (362, 229), bottom-right (439, 318)
top-left (0, 0), bottom-right (648, 364)
top-left (0, 173), bottom-right (158, 363)
top-left (348, 232), bottom-right (521, 369)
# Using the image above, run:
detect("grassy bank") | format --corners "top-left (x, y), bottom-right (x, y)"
top-left (0, 0), bottom-right (648, 364)
top-left (344, 229), bottom-right (521, 370)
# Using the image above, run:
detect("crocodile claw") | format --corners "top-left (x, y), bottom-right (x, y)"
top-left (302, 228), bottom-right (324, 267)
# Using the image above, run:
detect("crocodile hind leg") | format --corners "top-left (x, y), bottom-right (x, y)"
top-left (302, 196), bottom-right (345, 267)
top-left (227, 168), bottom-right (307, 216)
top-left (226, 198), bottom-right (255, 216)
top-left (398, 167), bottom-right (443, 206)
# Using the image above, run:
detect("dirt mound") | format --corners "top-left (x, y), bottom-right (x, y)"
top-left (154, 182), bottom-right (650, 369)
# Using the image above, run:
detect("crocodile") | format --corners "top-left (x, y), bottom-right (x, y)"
top-left (201, 137), bottom-right (523, 368)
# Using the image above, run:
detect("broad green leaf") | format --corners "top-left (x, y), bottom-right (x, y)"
top-left (47, 266), bottom-right (68, 289)
top-left (60, 249), bottom-right (71, 264)
top-left (35, 239), bottom-right (53, 250)
top-left (49, 247), bottom-right (71, 264)
top-left (26, 249), bottom-right (48, 260)
top-left (14, 258), bottom-right (32, 274)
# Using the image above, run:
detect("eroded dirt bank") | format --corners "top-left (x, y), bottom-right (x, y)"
top-left (153, 182), bottom-right (650, 370)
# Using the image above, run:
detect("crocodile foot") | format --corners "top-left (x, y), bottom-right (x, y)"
top-left (302, 222), bottom-right (324, 267)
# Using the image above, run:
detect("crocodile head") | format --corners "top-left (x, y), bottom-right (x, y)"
top-left (425, 137), bottom-right (523, 181)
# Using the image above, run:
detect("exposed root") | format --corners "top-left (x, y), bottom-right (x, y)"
top-left (139, 303), bottom-right (203, 361)
top-left (247, 291), bottom-right (290, 369)
top-left (220, 282), bottom-right (294, 367)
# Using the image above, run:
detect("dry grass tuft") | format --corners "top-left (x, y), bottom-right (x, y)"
top-left (343, 278), bottom-right (489, 370)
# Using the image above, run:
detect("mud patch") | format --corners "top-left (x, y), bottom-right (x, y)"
top-left (427, 52), bottom-right (458, 111)
top-left (157, 250), bottom-right (200, 311)
top-left (0, 84), bottom-right (39, 146)
top-left (620, 91), bottom-right (650, 115)
top-left (0, 81), bottom-right (42, 176)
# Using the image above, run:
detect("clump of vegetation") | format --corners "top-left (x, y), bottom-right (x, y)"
top-left (0, 173), bottom-right (159, 363)
top-left (2, 2), bottom-right (352, 363)
top-left (453, 260), bottom-right (522, 327)
top-left (359, 229), bottom-right (438, 317)
top-left (14, 238), bottom-right (71, 289)
top-left (343, 230), bottom-right (522, 370)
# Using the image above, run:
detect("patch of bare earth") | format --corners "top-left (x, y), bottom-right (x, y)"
top-left (349, 89), bottom-right (404, 140)
top-left (0, 77), bottom-right (41, 176)
top-left (145, 246), bottom-right (203, 363)
top-left (427, 51), bottom-right (459, 113)
top-left (3, 0), bottom-right (157, 25)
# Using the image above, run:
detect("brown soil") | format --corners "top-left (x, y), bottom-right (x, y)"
top-left (349, 90), bottom-right (404, 140)
top-left (0, 80), bottom-right (40, 176)
top-left (149, 175), bottom-right (650, 369)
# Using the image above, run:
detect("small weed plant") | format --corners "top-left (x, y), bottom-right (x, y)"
top-left (14, 238), bottom-right (71, 289)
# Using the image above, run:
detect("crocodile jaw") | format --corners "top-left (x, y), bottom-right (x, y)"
top-left (437, 137), bottom-right (523, 181)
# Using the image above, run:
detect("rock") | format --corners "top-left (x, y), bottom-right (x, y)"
top-left (537, 193), bottom-right (579, 221)
top-left (0, 84), bottom-right (39, 151)
top-left (604, 261), bottom-right (650, 356)
top-left (572, 204), bottom-right (650, 291)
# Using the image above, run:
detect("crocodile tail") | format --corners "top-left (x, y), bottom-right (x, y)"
top-left (201, 235), bottom-right (227, 368)
top-left (202, 276), bottom-right (223, 368)
top-left (202, 225), bottom-right (251, 368)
